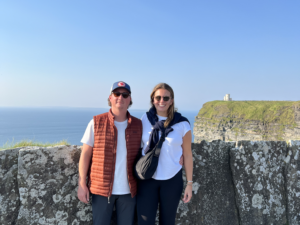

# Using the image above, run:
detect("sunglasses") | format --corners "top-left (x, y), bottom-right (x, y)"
top-left (154, 96), bottom-right (170, 102)
top-left (112, 92), bottom-right (131, 99)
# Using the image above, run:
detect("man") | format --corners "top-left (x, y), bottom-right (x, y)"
top-left (78, 81), bottom-right (142, 225)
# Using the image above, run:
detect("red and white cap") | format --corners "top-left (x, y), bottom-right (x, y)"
top-left (110, 81), bottom-right (131, 93)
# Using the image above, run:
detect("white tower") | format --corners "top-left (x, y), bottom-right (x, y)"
top-left (224, 94), bottom-right (232, 101)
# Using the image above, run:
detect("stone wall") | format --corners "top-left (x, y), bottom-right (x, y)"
top-left (0, 142), bottom-right (299, 225)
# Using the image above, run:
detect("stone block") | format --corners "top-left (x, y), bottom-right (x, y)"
top-left (230, 141), bottom-right (288, 225)
top-left (16, 146), bottom-right (92, 225)
top-left (285, 140), bottom-right (300, 225)
top-left (175, 140), bottom-right (239, 225)
top-left (0, 148), bottom-right (21, 225)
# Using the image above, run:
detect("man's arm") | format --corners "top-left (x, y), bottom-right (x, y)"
top-left (77, 143), bottom-right (93, 204)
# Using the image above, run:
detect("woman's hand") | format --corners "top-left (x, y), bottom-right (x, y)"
top-left (182, 184), bottom-right (192, 203)
top-left (179, 155), bottom-right (184, 165)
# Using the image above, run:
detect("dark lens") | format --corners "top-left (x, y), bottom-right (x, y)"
top-left (113, 92), bottom-right (130, 98)
top-left (163, 96), bottom-right (170, 101)
top-left (155, 96), bottom-right (162, 101)
top-left (113, 92), bottom-right (121, 97)
top-left (121, 93), bottom-right (130, 98)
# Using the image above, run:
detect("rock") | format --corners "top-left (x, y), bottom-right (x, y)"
top-left (0, 148), bottom-right (21, 225)
top-left (2, 141), bottom-right (300, 224)
top-left (230, 141), bottom-right (288, 225)
top-left (175, 140), bottom-right (239, 225)
top-left (194, 101), bottom-right (300, 143)
top-left (16, 146), bottom-right (92, 225)
top-left (285, 140), bottom-right (300, 225)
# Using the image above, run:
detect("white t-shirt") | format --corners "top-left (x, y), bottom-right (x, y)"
top-left (141, 113), bottom-right (191, 180)
top-left (81, 119), bottom-right (130, 195)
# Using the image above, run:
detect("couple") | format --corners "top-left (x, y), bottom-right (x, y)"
top-left (78, 81), bottom-right (193, 225)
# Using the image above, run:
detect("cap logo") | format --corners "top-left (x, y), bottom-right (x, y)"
top-left (118, 82), bottom-right (125, 87)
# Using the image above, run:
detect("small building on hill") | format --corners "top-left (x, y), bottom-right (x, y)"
top-left (224, 94), bottom-right (232, 101)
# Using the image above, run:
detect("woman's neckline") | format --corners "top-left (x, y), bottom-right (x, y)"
top-left (157, 114), bottom-right (167, 120)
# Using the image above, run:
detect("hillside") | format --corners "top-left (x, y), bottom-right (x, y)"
top-left (194, 101), bottom-right (300, 142)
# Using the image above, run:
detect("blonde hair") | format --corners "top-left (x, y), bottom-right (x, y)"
top-left (150, 83), bottom-right (177, 128)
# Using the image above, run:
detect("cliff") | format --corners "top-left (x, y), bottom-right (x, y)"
top-left (193, 101), bottom-right (300, 142)
top-left (1, 142), bottom-right (300, 225)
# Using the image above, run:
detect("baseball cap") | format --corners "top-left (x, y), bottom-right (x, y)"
top-left (110, 81), bottom-right (131, 93)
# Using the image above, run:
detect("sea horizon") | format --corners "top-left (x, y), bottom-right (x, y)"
top-left (0, 107), bottom-right (199, 146)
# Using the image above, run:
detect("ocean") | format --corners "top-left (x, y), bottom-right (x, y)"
top-left (0, 108), bottom-right (199, 146)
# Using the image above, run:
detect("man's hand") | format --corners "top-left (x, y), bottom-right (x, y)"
top-left (78, 183), bottom-right (90, 204)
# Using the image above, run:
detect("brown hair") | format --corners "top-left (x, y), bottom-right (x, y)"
top-left (150, 83), bottom-right (177, 128)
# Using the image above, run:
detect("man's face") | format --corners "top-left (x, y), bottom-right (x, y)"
top-left (109, 88), bottom-right (131, 110)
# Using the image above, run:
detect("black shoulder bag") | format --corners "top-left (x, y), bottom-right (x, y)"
top-left (134, 132), bottom-right (165, 180)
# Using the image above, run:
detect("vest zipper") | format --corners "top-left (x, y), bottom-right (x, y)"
top-left (125, 129), bottom-right (132, 197)
top-left (108, 126), bottom-right (117, 201)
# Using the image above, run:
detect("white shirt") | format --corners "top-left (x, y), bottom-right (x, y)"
top-left (141, 113), bottom-right (191, 180)
top-left (81, 119), bottom-right (130, 195)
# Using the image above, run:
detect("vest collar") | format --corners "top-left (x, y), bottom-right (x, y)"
top-left (108, 108), bottom-right (132, 127)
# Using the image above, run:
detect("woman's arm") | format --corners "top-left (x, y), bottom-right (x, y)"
top-left (182, 130), bottom-right (193, 203)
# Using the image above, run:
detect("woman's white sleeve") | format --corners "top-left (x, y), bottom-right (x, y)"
top-left (182, 121), bottom-right (191, 137)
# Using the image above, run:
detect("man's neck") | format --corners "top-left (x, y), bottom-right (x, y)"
top-left (111, 107), bottom-right (128, 122)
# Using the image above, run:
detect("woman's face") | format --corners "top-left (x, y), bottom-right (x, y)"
top-left (153, 88), bottom-right (173, 117)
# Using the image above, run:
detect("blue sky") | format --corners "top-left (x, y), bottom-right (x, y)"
top-left (1, 0), bottom-right (299, 111)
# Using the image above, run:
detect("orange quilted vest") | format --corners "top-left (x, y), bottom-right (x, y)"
top-left (89, 109), bottom-right (142, 197)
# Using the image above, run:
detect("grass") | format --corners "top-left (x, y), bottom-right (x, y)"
top-left (197, 101), bottom-right (300, 140)
top-left (198, 101), bottom-right (300, 126)
top-left (0, 139), bottom-right (70, 150)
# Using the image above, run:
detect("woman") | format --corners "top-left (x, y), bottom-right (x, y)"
top-left (137, 83), bottom-right (193, 225)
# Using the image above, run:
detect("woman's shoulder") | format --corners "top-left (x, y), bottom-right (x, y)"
top-left (141, 112), bottom-right (153, 128)
top-left (174, 112), bottom-right (189, 124)
top-left (172, 120), bottom-right (190, 129)
top-left (140, 112), bottom-right (148, 121)
top-left (172, 113), bottom-right (191, 132)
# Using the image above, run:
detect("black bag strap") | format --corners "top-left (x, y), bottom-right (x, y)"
top-left (154, 132), bottom-right (165, 157)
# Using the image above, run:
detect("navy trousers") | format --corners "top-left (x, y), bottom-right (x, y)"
top-left (92, 194), bottom-right (136, 225)
top-left (136, 170), bottom-right (183, 225)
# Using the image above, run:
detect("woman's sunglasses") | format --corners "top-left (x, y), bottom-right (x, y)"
top-left (154, 96), bottom-right (170, 102)
top-left (112, 92), bottom-right (131, 99)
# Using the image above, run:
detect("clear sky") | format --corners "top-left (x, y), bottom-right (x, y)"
top-left (0, 0), bottom-right (299, 111)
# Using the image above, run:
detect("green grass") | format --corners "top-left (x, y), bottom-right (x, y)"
top-left (0, 139), bottom-right (70, 150)
top-left (197, 101), bottom-right (300, 140)
top-left (198, 101), bottom-right (300, 126)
